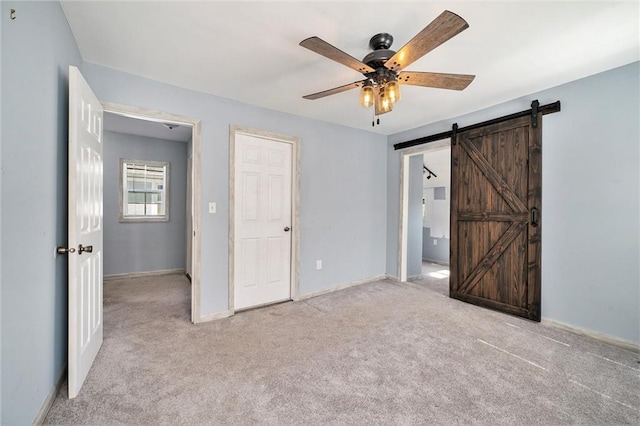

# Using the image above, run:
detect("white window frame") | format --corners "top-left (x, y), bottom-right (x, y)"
top-left (119, 158), bottom-right (170, 222)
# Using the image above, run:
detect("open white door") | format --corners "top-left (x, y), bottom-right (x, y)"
top-left (67, 66), bottom-right (104, 398)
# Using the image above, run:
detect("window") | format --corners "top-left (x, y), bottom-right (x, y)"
top-left (119, 159), bottom-right (170, 222)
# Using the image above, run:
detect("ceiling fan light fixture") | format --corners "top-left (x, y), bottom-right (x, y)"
top-left (386, 80), bottom-right (401, 104)
top-left (299, 10), bottom-right (475, 124)
top-left (378, 88), bottom-right (393, 113)
top-left (360, 82), bottom-right (374, 108)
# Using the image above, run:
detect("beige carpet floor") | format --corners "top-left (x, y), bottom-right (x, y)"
top-left (44, 269), bottom-right (639, 425)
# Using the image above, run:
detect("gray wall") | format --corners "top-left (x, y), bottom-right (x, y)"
top-left (82, 62), bottom-right (388, 316)
top-left (422, 228), bottom-right (449, 264)
top-left (388, 62), bottom-right (640, 344)
top-left (407, 155), bottom-right (423, 277)
top-left (103, 131), bottom-right (187, 276)
top-left (0, 2), bottom-right (82, 424)
top-left (422, 186), bottom-right (450, 264)
top-left (385, 145), bottom-right (401, 276)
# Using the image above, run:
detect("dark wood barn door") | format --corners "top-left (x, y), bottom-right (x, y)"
top-left (450, 114), bottom-right (541, 321)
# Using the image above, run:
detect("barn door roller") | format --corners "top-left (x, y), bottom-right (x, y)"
top-left (531, 100), bottom-right (539, 128)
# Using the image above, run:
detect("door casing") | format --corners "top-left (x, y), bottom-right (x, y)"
top-left (229, 125), bottom-right (300, 312)
top-left (398, 139), bottom-right (451, 282)
top-left (186, 156), bottom-right (193, 279)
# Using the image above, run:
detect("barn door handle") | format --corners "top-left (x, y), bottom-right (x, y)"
top-left (78, 244), bottom-right (93, 254)
top-left (530, 208), bottom-right (539, 227)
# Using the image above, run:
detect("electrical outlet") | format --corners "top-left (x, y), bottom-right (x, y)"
top-left (209, 202), bottom-right (216, 213)
top-left (316, 260), bottom-right (322, 270)
top-left (433, 239), bottom-right (438, 245)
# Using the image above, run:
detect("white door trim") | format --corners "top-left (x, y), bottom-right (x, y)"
top-left (101, 102), bottom-right (204, 323)
top-left (398, 140), bottom-right (451, 282)
top-left (229, 125), bottom-right (300, 312)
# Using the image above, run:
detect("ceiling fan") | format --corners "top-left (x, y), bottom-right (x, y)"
top-left (299, 10), bottom-right (475, 125)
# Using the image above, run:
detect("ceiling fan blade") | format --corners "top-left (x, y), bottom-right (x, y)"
top-left (386, 10), bottom-right (469, 72)
top-left (302, 81), bottom-right (363, 100)
top-left (398, 71), bottom-right (475, 90)
top-left (300, 37), bottom-right (375, 74)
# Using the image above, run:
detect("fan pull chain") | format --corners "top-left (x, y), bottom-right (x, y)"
top-left (372, 108), bottom-right (381, 127)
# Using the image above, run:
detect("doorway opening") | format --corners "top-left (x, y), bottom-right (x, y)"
top-left (102, 103), bottom-right (203, 323)
top-left (398, 139), bottom-right (451, 283)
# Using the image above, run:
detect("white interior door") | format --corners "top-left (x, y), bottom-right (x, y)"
top-left (234, 134), bottom-right (292, 310)
top-left (68, 66), bottom-right (104, 398)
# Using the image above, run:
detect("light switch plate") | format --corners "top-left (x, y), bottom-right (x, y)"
top-left (209, 202), bottom-right (216, 214)
top-left (316, 260), bottom-right (322, 270)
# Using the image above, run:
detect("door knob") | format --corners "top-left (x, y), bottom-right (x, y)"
top-left (284, 227), bottom-right (291, 232)
top-left (78, 244), bottom-right (93, 254)
top-left (57, 246), bottom-right (76, 255)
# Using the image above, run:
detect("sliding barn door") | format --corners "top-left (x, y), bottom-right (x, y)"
top-left (450, 114), bottom-right (541, 321)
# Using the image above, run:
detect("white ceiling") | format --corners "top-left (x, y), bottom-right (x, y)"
top-left (422, 147), bottom-right (451, 189)
top-left (104, 112), bottom-right (192, 142)
top-left (61, 1), bottom-right (639, 136)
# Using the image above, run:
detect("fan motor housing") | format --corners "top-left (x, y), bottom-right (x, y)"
top-left (363, 33), bottom-right (396, 69)
top-left (369, 33), bottom-right (393, 50)
top-left (363, 49), bottom-right (396, 69)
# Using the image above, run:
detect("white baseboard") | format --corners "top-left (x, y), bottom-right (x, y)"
top-left (33, 365), bottom-right (66, 425)
top-left (422, 259), bottom-right (450, 266)
top-left (195, 274), bottom-right (392, 322)
top-left (295, 274), bottom-right (389, 301)
top-left (198, 309), bottom-right (233, 323)
top-left (542, 318), bottom-right (639, 353)
top-left (104, 268), bottom-right (185, 281)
